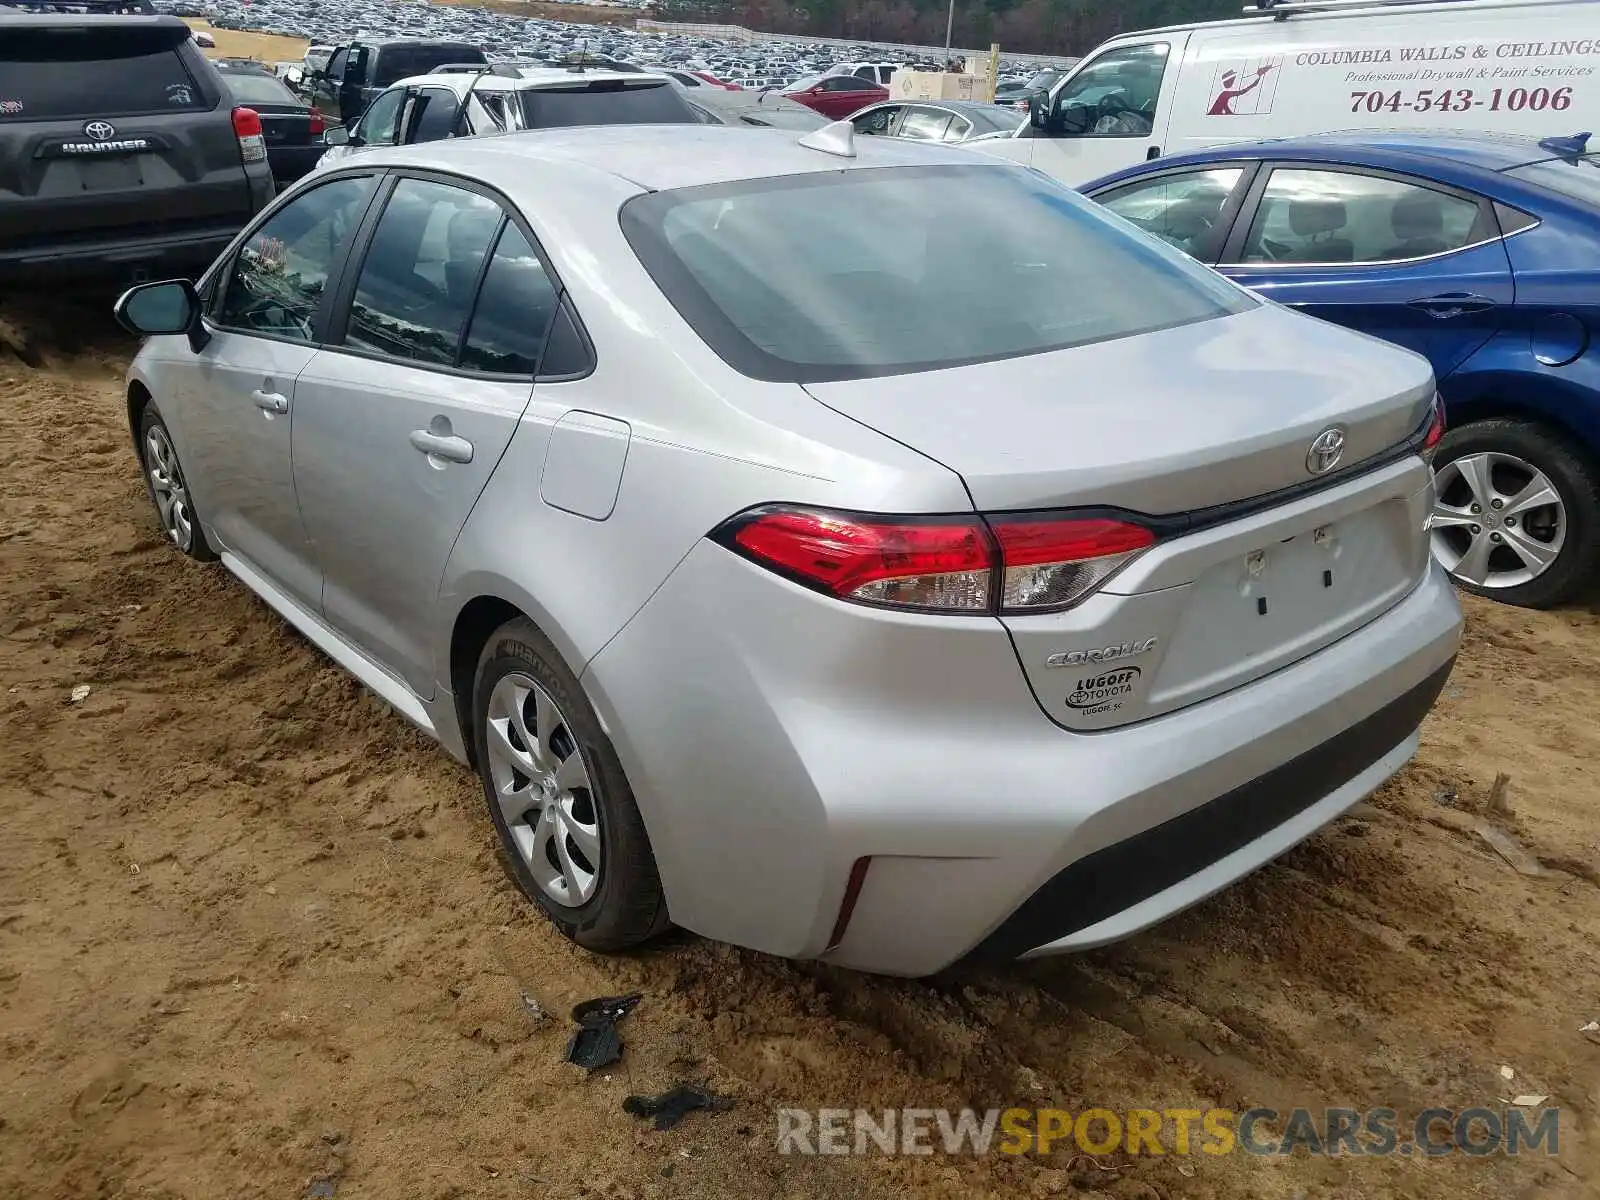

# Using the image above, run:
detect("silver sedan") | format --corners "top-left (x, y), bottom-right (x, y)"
top-left (113, 125), bottom-right (1461, 976)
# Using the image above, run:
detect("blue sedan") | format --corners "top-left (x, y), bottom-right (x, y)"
top-left (1084, 131), bottom-right (1600, 608)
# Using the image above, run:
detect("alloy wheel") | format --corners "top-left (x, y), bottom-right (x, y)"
top-left (1431, 451), bottom-right (1566, 590)
top-left (144, 425), bottom-right (195, 553)
top-left (484, 672), bottom-right (603, 907)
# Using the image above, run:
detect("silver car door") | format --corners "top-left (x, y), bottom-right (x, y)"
top-left (178, 173), bottom-right (379, 609)
top-left (290, 176), bottom-right (560, 697)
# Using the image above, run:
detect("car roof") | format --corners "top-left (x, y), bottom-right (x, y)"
top-left (0, 10), bottom-right (186, 31)
top-left (391, 66), bottom-right (670, 94)
top-left (1141, 130), bottom-right (1564, 175)
top-left (338, 122), bottom-right (1003, 193)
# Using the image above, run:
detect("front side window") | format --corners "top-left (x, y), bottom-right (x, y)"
top-left (853, 105), bottom-right (898, 135)
top-left (325, 47), bottom-right (347, 81)
top-left (216, 176), bottom-right (374, 340)
top-left (899, 108), bottom-right (954, 141)
top-left (343, 179), bottom-right (503, 366)
top-left (1098, 167), bottom-right (1246, 260)
top-left (1052, 43), bottom-right (1169, 138)
top-left (1240, 168), bottom-right (1485, 265)
top-left (621, 164), bottom-right (1254, 383)
top-left (354, 88), bottom-right (404, 146)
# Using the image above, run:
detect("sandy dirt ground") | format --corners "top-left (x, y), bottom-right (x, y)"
top-left (186, 20), bottom-right (312, 65)
top-left (2, 305), bottom-right (1599, 1200)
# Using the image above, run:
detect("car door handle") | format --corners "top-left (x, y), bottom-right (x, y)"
top-left (409, 429), bottom-right (473, 464)
top-left (251, 389), bottom-right (289, 414)
top-left (1408, 293), bottom-right (1498, 320)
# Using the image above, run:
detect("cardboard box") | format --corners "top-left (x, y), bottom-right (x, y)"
top-left (889, 69), bottom-right (995, 104)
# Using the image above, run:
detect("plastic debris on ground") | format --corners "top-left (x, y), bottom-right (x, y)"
top-left (623, 1083), bottom-right (735, 1130)
top-left (564, 992), bottom-right (643, 1071)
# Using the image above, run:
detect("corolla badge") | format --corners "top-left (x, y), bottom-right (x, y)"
top-left (1306, 426), bottom-right (1347, 476)
top-left (1044, 637), bottom-right (1157, 669)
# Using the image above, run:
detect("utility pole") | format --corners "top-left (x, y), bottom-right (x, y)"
top-left (944, 0), bottom-right (955, 52)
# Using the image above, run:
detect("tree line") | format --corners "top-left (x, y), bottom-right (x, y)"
top-left (649, 0), bottom-right (1242, 58)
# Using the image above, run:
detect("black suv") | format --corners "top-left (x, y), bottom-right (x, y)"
top-left (0, 12), bottom-right (276, 287)
top-left (307, 40), bottom-right (489, 127)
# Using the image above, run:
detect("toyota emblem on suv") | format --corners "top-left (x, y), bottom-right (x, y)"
top-left (83, 120), bottom-right (117, 142)
top-left (1306, 426), bottom-right (1347, 475)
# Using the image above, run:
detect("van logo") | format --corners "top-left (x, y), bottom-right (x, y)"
top-left (1045, 637), bottom-right (1157, 669)
top-left (1206, 56), bottom-right (1282, 117)
top-left (1306, 426), bottom-right (1347, 476)
top-left (83, 120), bottom-right (117, 141)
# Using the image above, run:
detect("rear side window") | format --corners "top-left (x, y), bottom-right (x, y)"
top-left (621, 164), bottom-right (1254, 384)
top-left (373, 45), bottom-right (485, 87)
top-left (344, 179), bottom-right (503, 366)
top-left (517, 80), bottom-right (698, 128)
top-left (0, 36), bottom-right (208, 121)
top-left (1240, 168), bottom-right (1485, 265)
top-left (461, 225), bottom-right (560, 375)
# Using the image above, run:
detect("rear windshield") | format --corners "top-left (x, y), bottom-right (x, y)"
top-left (621, 164), bottom-right (1255, 383)
top-left (373, 44), bottom-right (485, 87)
top-left (220, 72), bottom-right (301, 108)
top-left (1506, 154), bottom-right (1600, 208)
top-left (0, 39), bottom-right (207, 121)
top-left (517, 80), bottom-right (698, 128)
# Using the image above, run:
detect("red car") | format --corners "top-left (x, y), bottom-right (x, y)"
top-left (782, 74), bottom-right (889, 120)
top-left (692, 71), bottom-right (740, 90)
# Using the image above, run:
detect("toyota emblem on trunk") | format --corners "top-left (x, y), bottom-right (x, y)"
top-left (1306, 426), bottom-right (1347, 475)
top-left (83, 120), bottom-right (117, 141)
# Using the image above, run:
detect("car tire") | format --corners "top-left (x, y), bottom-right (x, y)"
top-left (1430, 417), bottom-right (1600, 608)
top-left (138, 404), bottom-right (218, 562)
top-left (472, 617), bottom-right (669, 952)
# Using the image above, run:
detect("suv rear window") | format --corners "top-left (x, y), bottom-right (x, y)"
top-left (0, 37), bottom-right (207, 121)
top-left (621, 164), bottom-right (1255, 384)
top-left (518, 80), bottom-right (698, 128)
top-left (372, 44), bottom-right (485, 87)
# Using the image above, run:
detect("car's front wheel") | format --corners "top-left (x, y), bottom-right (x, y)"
top-left (138, 404), bottom-right (217, 562)
top-left (472, 617), bottom-right (668, 951)
top-left (1430, 418), bottom-right (1599, 607)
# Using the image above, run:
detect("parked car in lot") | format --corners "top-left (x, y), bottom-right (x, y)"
top-left (1084, 130), bottom-right (1600, 608)
top-left (305, 38), bottom-right (487, 126)
top-left (680, 86), bottom-right (827, 132)
top-left (215, 61), bottom-right (328, 186)
top-left (113, 126), bottom-right (1460, 976)
top-left (0, 11), bottom-right (275, 286)
top-left (781, 73), bottom-right (888, 120)
top-left (312, 66), bottom-right (698, 172)
top-left (850, 99), bottom-right (1020, 144)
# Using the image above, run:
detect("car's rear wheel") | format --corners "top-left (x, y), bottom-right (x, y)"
top-left (472, 617), bottom-right (668, 951)
top-left (138, 405), bottom-right (217, 562)
top-left (1430, 418), bottom-right (1599, 607)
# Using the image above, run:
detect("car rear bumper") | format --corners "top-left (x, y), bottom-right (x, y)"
top-left (583, 533), bottom-right (1463, 978)
top-left (0, 222), bottom-right (243, 285)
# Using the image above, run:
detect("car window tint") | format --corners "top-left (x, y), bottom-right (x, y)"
top-left (0, 37), bottom-right (205, 121)
top-left (373, 45), bottom-right (483, 87)
top-left (356, 88), bottom-right (404, 145)
top-left (1241, 169), bottom-right (1483, 265)
top-left (1053, 42), bottom-right (1169, 139)
top-left (517, 81), bottom-right (698, 128)
top-left (326, 47), bottom-right (346, 80)
top-left (900, 108), bottom-right (953, 141)
top-left (221, 72), bottom-right (300, 108)
top-left (622, 163), bottom-right (1254, 383)
top-left (460, 224), bottom-right (560, 376)
top-left (344, 179), bottom-right (502, 366)
top-left (216, 176), bottom-right (373, 341)
top-left (539, 301), bottom-right (592, 378)
top-left (407, 87), bottom-right (461, 143)
top-left (854, 105), bottom-right (897, 135)
top-left (1099, 167), bottom-right (1245, 260)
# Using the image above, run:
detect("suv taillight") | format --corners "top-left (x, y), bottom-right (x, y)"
top-left (308, 106), bottom-right (326, 137)
top-left (232, 106), bottom-right (267, 164)
top-left (714, 505), bottom-right (1155, 615)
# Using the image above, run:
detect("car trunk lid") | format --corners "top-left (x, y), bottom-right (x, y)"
top-left (805, 304), bottom-right (1438, 729)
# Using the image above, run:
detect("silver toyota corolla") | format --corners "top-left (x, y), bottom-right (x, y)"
top-left (114, 125), bottom-right (1463, 976)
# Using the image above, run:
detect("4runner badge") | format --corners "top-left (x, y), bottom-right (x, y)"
top-left (1044, 637), bottom-right (1158, 669)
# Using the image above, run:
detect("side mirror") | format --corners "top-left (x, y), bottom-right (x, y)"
top-left (323, 124), bottom-right (351, 146)
top-left (113, 279), bottom-right (210, 352)
top-left (1026, 88), bottom-right (1050, 129)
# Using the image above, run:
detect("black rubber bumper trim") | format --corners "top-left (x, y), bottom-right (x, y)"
top-left (963, 656), bottom-right (1456, 966)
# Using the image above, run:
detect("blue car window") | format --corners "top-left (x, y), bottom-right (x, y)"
top-left (1098, 167), bottom-right (1245, 261)
top-left (1242, 169), bottom-right (1482, 265)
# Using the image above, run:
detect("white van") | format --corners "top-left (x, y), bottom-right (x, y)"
top-left (968, 0), bottom-right (1600, 185)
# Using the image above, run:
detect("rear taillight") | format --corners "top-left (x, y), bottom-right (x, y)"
top-left (308, 106), bottom-right (326, 137)
top-left (715, 505), bottom-right (1155, 615)
top-left (232, 106), bottom-right (267, 164)
top-left (1420, 391), bottom-right (1446, 459)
